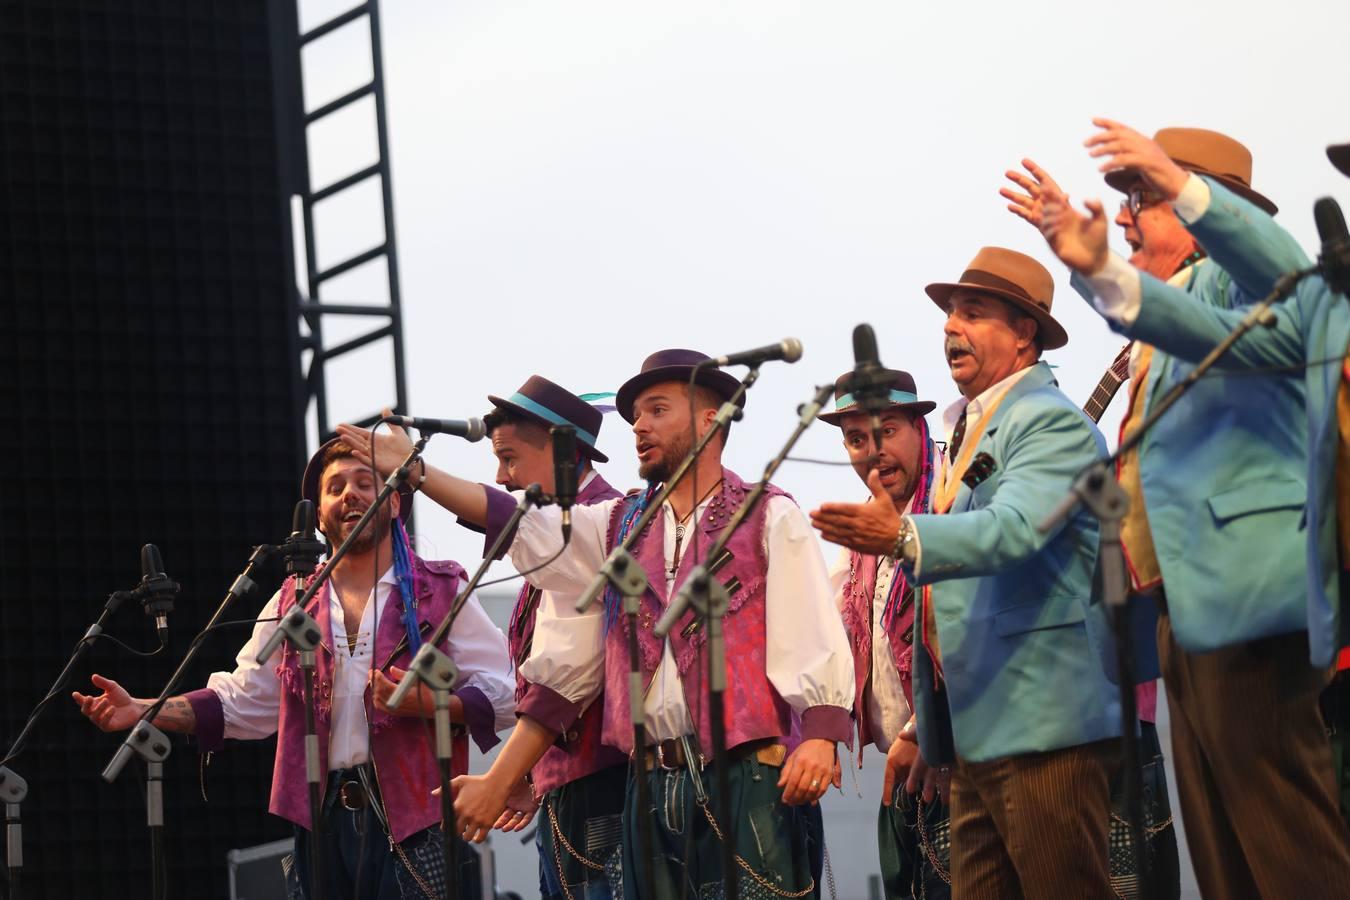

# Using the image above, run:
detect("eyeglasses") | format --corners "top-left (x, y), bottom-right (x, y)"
top-left (1121, 185), bottom-right (1165, 219)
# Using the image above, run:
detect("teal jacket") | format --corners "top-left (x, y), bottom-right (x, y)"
top-left (909, 362), bottom-right (1121, 764)
top-left (1121, 176), bottom-right (1344, 666)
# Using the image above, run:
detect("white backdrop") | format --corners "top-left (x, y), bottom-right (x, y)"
top-left (293, 2), bottom-right (1349, 895)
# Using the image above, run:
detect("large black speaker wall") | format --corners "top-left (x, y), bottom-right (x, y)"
top-left (1, 2), bottom-right (306, 896)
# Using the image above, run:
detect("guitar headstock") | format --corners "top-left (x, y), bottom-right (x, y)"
top-left (1109, 342), bottom-right (1132, 381)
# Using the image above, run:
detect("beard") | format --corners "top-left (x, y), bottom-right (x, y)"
top-left (637, 429), bottom-right (693, 483)
top-left (320, 500), bottom-right (393, 555)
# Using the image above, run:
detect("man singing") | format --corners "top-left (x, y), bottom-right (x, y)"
top-left (74, 439), bottom-right (515, 899)
top-left (812, 248), bottom-right (1121, 898)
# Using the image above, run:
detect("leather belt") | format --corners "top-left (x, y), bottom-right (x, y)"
top-left (636, 736), bottom-right (785, 771)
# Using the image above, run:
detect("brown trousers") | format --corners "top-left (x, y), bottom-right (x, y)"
top-left (1158, 614), bottom-right (1350, 899)
top-left (949, 739), bottom-right (1118, 899)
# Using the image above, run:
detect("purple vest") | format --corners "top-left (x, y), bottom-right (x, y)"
top-left (508, 474), bottom-right (628, 795)
top-left (838, 551), bottom-right (915, 754)
top-left (601, 468), bottom-right (792, 754)
top-left (271, 554), bottom-right (469, 842)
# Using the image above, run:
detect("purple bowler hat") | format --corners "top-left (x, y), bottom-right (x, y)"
top-left (614, 349), bottom-right (745, 424)
top-left (301, 436), bottom-right (413, 523)
top-left (486, 375), bottom-right (609, 463)
top-left (817, 368), bottom-right (936, 426)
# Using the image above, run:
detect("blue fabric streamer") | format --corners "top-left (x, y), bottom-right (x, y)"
top-left (391, 518), bottom-right (422, 656)
top-left (602, 482), bottom-right (661, 631)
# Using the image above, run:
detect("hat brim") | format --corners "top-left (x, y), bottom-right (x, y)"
top-left (302, 437), bottom-right (413, 524)
top-left (1329, 144), bottom-right (1350, 178)
top-left (818, 399), bottom-right (937, 426)
top-left (1103, 166), bottom-right (1278, 216)
top-left (485, 395), bottom-right (609, 463)
top-left (615, 366), bottom-right (745, 424)
top-left (924, 283), bottom-right (1068, 351)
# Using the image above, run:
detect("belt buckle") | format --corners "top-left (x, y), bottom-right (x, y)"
top-left (339, 780), bottom-right (368, 811)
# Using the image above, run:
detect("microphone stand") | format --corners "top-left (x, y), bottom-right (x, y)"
top-left (1037, 266), bottom-right (1315, 895)
top-left (101, 542), bottom-right (274, 900)
top-left (654, 382), bottom-right (835, 900)
top-left (565, 366), bottom-right (756, 900)
top-left (386, 484), bottom-right (553, 900)
top-left (0, 586), bottom-right (139, 900)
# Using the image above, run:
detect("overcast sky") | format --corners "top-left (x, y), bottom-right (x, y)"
top-left (295, 0), bottom-right (1348, 568)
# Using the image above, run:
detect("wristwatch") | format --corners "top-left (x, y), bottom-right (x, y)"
top-left (890, 516), bottom-right (918, 570)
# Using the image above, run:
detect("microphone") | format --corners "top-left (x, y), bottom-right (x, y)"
top-left (1315, 197), bottom-right (1350, 297)
top-left (281, 499), bottom-right (326, 578)
top-left (382, 415), bottom-right (487, 442)
top-left (551, 426), bottom-right (578, 540)
top-left (707, 338), bottom-right (803, 369)
top-left (850, 323), bottom-right (891, 412)
top-left (135, 544), bottom-right (179, 644)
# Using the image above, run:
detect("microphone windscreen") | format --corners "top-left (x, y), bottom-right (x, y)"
top-left (141, 544), bottom-right (164, 579)
top-left (291, 499), bottom-right (315, 536)
top-left (1315, 197), bottom-right (1348, 245)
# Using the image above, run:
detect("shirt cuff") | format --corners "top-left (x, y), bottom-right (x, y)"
top-left (799, 704), bottom-right (851, 744)
top-left (479, 485), bottom-right (522, 561)
top-left (453, 685), bottom-right (501, 753)
top-left (516, 683), bottom-right (582, 739)
top-left (185, 688), bottom-right (225, 753)
top-left (1171, 173), bottom-right (1211, 225)
top-left (1084, 252), bottom-right (1143, 326)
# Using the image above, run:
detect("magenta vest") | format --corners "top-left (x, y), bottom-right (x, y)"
top-left (508, 474), bottom-right (628, 795)
top-left (600, 468), bottom-right (792, 754)
top-left (838, 551), bottom-right (915, 755)
top-left (271, 554), bottom-right (469, 842)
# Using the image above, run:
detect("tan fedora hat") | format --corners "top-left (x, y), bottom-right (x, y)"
top-left (1329, 143), bottom-right (1350, 178)
top-left (925, 246), bottom-right (1067, 350)
top-left (1104, 127), bottom-right (1276, 215)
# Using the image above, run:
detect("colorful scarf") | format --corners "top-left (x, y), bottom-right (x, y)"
top-left (602, 481), bottom-right (661, 631)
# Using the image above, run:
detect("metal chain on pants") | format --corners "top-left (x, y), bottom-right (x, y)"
top-left (697, 801), bottom-right (815, 898)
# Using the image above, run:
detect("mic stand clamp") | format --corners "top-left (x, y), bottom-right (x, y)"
top-left (2, 766), bottom-right (27, 900)
top-left (108, 721), bottom-right (172, 900)
top-left (256, 605), bottom-right (326, 900)
top-left (401, 642), bottom-right (461, 895)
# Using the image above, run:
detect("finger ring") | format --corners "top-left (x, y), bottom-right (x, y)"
top-left (939, 766), bottom-right (950, 774)
top-left (810, 779), bottom-right (820, 788)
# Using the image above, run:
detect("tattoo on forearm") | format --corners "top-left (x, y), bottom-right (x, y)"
top-left (154, 697), bottom-right (197, 732)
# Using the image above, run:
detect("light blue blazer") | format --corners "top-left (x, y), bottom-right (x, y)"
top-left (909, 362), bottom-right (1121, 764)
top-left (1121, 176), bottom-right (1345, 666)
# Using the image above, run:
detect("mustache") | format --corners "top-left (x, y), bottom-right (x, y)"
top-left (944, 337), bottom-right (975, 358)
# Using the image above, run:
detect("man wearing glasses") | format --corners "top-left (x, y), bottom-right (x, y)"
top-left (1023, 121), bottom-right (1342, 899)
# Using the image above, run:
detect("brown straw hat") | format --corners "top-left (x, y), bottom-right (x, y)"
top-left (1104, 127), bottom-right (1276, 215)
top-left (1328, 143), bottom-right (1350, 178)
top-left (925, 247), bottom-right (1066, 350)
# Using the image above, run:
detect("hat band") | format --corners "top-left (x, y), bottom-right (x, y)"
top-left (959, 268), bottom-right (1045, 311)
top-left (835, 389), bottom-right (919, 412)
top-left (506, 392), bottom-right (598, 447)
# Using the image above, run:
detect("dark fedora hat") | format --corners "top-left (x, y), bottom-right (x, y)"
top-left (301, 437), bottom-right (413, 524)
top-left (818, 368), bottom-right (936, 426)
top-left (1329, 143), bottom-right (1350, 178)
top-left (614, 349), bottom-right (744, 424)
top-left (925, 246), bottom-right (1067, 350)
top-left (1104, 127), bottom-right (1277, 215)
top-left (487, 375), bottom-right (609, 463)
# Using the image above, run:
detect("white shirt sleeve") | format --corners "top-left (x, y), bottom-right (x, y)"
top-left (764, 496), bottom-right (854, 714)
top-left (518, 588), bottom-right (606, 707)
top-left (1171, 172), bottom-right (1212, 225)
top-left (443, 584), bottom-right (517, 734)
top-left (826, 545), bottom-right (851, 613)
top-left (1084, 252), bottom-right (1144, 326)
top-left (509, 497), bottom-right (618, 595)
top-left (205, 590), bottom-right (285, 740)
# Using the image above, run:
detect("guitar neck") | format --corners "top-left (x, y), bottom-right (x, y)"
top-left (1082, 370), bottom-right (1126, 424)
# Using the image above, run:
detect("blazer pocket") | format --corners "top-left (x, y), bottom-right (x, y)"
top-left (1206, 477), bottom-right (1306, 523)
top-left (994, 599), bottom-right (1085, 637)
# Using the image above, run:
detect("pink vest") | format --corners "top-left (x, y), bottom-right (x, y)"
top-left (509, 474), bottom-right (628, 795)
top-left (838, 551), bottom-right (915, 755)
top-left (600, 468), bottom-right (792, 754)
top-left (271, 555), bottom-right (469, 842)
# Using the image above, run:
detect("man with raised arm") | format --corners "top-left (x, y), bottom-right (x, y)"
top-left (1036, 121), bottom-right (1350, 897)
top-left (73, 440), bottom-right (514, 899)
